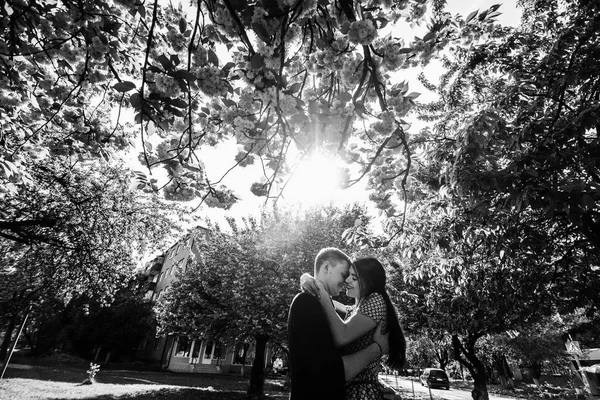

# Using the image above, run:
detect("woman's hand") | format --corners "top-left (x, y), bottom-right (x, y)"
top-left (300, 273), bottom-right (321, 298)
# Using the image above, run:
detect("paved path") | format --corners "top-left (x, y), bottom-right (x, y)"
top-left (379, 375), bottom-right (520, 400)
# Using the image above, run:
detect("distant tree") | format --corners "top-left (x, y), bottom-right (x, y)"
top-left (386, 188), bottom-right (592, 400)
top-left (156, 203), bottom-right (370, 399)
top-left (405, 335), bottom-right (437, 369)
top-left (71, 283), bottom-right (156, 361)
top-left (0, 159), bottom-right (185, 360)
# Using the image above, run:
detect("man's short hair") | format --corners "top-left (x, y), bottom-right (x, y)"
top-left (314, 247), bottom-right (352, 274)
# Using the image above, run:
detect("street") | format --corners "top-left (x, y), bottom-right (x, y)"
top-left (379, 375), bottom-right (520, 400)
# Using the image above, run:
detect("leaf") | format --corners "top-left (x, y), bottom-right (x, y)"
top-left (465, 10), bottom-right (478, 23)
top-left (250, 53), bottom-right (264, 69)
top-left (222, 62), bottom-right (236, 72)
top-left (286, 82), bottom-right (302, 94)
top-left (158, 54), bottom-right (174, 71)
top-left (138, 4), bottom-right (145, 18)
top-left (113, 81), bottom-right (136, 92)
top-left (130, 93), bottom-right (141, 108)
top-left (169, 98), bottom-right (188, 108)
top-left (222, 98), bottom-right (237, 108)
top-left (340, 22), bottom-right (351, 34)
top-left (208, 49), bottom-right (219, 66)
top-left (179, 18), bottom-right (187, 33)
top-left (405, 92), bottom-right (420, 100)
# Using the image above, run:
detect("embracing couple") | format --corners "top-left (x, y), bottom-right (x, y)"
top-left (287, 247), bottom-right (406, 400)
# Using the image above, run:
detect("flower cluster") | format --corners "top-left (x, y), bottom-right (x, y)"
top-left (151, 72), bottom-right (182, 97)
top-left (89, 37), bottom-right (108, 60)
top-left (348, 20), bottom-right (377, 46)
top-left (371, 110), bottom-right (396, 135)
top-left (340, 55), bottom-right (363, 87)
top-left (196, 66), bottom-right (228, 97)
top-left (298, 0), bottom-right (318, 18)
top-left (233, 116), bottom-right (256, 131)
top-left (387, 95), bottom-right (412, 117)
top-left (380, 40), bottom-right (408, 70)
top-left (213, 8), bottom-right (237, 37)
top-left (167, 28), bottom-right (187, 52)
top-left (235, 150), bottom-right (255, 167)
top-left (251, 7), bottom-right (280, 39)
top-left (410, 2), bottom-right (427, 20)
top-left (193, 46), bottom-right (208, 66)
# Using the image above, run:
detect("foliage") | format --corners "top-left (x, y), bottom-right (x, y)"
top-left (383, 186), bottom-right (583, 399)
top-left (503, 317), bottom-right (568, 381)
top-left (419, 0), bottom-right (600, 304)
top-left (0, 158), bottom-right (185, 359)
top-left (156, 203), bottom-right (370, 398)
top-left (71, 285), bottom-right (157, 359)
top-left (156, 203), bottom-right (368, 342)
top-left (365, 2), bottom-right (600, 398)
top-left (405, 335), bottom-right (437, 369)
top-left (0, 0), bottom-right (503, 211)
top-left (0, 160), bottom-right (184, 304)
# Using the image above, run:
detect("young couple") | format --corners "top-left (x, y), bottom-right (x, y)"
top-left (287, 247), bottom-right (406, 400)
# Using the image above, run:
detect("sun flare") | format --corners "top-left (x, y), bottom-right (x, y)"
top-left (284, 154), bottom-right (345, 204)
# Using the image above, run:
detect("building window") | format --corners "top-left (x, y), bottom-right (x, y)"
top-left (174, 337), bottom-right (192, 358)
top-left (203, 340), bottom-right (223, 361)
top-left (233, 342), bottom-right (250, 365)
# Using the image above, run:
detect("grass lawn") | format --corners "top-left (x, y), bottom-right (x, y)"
top-left (0, 360), bottom-right (289, 400)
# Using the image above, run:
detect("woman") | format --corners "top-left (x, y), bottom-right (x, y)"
top-left (302, 257), bottom-right (406, 400)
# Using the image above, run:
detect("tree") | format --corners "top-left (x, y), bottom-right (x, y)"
top-left (156, 203), bottom-right (369, 399)
top-left (0, 0), bottom-right (502, 211)
top-left (368, 2), bottom-right (600, 398)
top-left (504, 317), bottom-right (568, 391)
top-left (0, 159), bottom-right (185, 360)
top-left (418, 0), bottom-right (600, 305)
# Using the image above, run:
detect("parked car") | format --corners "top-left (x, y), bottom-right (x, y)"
top-left (419, 368), bottom-right (450, 390)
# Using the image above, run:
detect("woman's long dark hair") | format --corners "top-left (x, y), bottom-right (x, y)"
top-left (354, 257), bottom-right (406, 370)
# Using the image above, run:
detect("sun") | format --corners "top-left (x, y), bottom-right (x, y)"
top-left (283, 154), bottom-right (346, 204)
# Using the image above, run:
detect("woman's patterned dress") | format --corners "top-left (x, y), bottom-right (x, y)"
top-left (342, 292), bottom-right (388, 400)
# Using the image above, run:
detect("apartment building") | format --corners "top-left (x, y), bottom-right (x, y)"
top-left (135, 226), bottom-right (271, 375)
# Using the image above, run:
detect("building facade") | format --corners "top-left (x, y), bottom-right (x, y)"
top-left (135, 226), bottom-right (271, 375)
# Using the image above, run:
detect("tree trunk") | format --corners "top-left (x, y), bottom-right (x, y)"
top-left (469, 355), bottom-right (489, 400)
top-left (451, 334), bottom-right (490, 400)
top-left (494, 353), bottom-right (514, 390)
top-left (472, 375), bottom-right (489, 400)
top-left (527, 363), bottom-right (543, 393)
top-left (0, 313), bottom-right (18, 361)
top-left (247, 334), bottom-right (269, 400)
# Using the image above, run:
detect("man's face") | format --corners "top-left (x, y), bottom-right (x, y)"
top-left (322, 259), bottom-right (351, 296)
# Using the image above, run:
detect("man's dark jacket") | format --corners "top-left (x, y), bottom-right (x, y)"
top-left (288, 292), bottom-right (345, 400)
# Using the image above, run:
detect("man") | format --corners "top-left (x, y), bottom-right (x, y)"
top-left (288, 247), bottom-right (388, 400)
